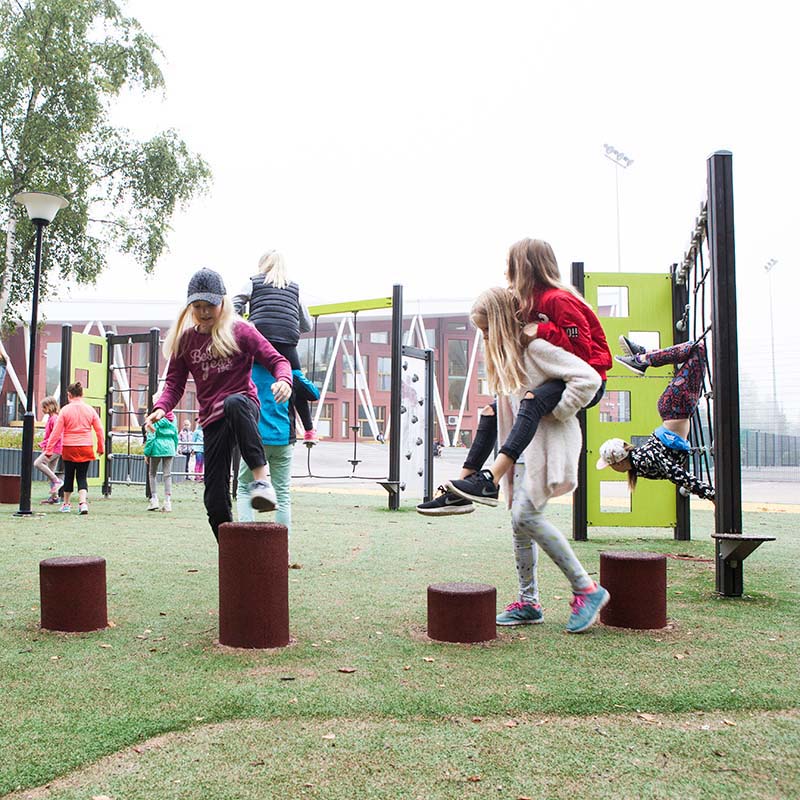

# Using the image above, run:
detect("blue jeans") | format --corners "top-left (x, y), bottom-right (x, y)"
top-left (236, 444), bottom-right (294, 534)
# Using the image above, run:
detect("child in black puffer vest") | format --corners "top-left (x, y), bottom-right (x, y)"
top-left (233, 250), bottom-right (318, 443)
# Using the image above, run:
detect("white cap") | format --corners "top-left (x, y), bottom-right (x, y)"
top-left (596, 438), bottom-right (630, 469)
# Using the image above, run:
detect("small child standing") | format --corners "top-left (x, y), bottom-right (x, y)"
top-left (34, 396), bottom-right (63, 503)
top-left (145, 268), bottom-right (292, 540)
top-left (192, 423), bottom-right (204, 481)
top-left (144, 403), bottom-right (179, 512)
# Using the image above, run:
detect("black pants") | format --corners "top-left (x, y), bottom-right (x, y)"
top-left (463, 380), bottom-right (606, 470)
top-left (202, 394), bottom-right (267, 540)
top-left (255, 334), bottom-right (315, 433)
top-left (63, 460), bottom-right (90, 493)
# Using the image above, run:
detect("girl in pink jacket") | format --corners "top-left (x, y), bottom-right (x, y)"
top-left (34, 396), bottom-right (63, 503)
top-left (46, 382), bottom-right (104, 515)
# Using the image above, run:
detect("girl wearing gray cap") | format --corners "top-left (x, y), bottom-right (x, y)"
top-left (145, 268), bottom-right (293, 540)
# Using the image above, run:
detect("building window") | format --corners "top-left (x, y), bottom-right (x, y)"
top-left (45, 342), bottom-right (61, 397)
top-left (597, 286), bottom-right (629, 318)
top-left (298, 335), bottom-right (336, 393)
top-left (317, 402), bottom-right (333, 438)
top-left (425, 328), bottom-right (436, 349)
top-left (598, 391), bottom-right (631, 423)
top-left (448, 340), bottom-right (468, 411)
top-left (342, 401), bottom-right (350, 438)
top-left (370, 331), bottom-right (389, 344)
top-left (477, 356), bottom-right (489, 396)
top-left (377, 357), bottom-right (392, 391)
top-left (358, 404), bottom-right (385, 438)
top-left (75, 368), bottom-right (89, 389)
top-left (5, 391), bottom-right (21, 424)
top-left (89, 343), bottom-right (103, 363)
top-left (137, 342), bottom-right (149, 374)
top-left (447, 320), bottom-right (467, 332)
top-left (344, 354), bottom-right (369, 389)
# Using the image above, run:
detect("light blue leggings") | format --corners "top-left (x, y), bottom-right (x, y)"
top-left (236, 444), bottom-right (294, 533)
top-left (510, 464), bottom-right (593, 605)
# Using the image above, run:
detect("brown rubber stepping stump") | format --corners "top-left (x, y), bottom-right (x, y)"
top-left (40, 555), bottom-right (108, 632)
top-left (600, 550), bottom-right (667, 629)
top-left (427, 582), bottom-right (496, 643)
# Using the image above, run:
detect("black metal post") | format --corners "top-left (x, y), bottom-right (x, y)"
top-left (15, 220), bottom-right (46, 516)
top-left (59, 324), bottom-right (72, 408)
top-left (102, 331), bottom-right (115, 496)
top-left (707, 151), bottom-right (744, 595)
top-left (423, 348), bottom-right (435, 502)
top-left (671, 262), bottom-right (691, 541)
top-left (388, 284), bottom-right (403, 510)
top-left (570, 262), bottom-right (588, 541)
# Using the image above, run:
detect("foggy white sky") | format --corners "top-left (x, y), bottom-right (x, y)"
top-left (66, 1), bottom-right (799, 425)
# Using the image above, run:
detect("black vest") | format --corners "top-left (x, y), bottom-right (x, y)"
top-left (246, 277), bottom-right (301, 345)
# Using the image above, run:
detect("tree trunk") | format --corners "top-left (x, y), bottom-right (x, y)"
top-left (0, 211), bottom-right (17, 326)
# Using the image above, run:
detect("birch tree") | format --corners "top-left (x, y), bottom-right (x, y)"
top-left (0, 0), bottom-right (211, 330)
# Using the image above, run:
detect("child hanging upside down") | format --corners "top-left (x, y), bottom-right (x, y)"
top-left (596, 337), bottom-right (715, 501)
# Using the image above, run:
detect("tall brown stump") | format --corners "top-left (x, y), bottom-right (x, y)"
top-left (218, 522), bottom-right (289, 649)
top-left (427, 582), bottom-right (496, 643)
top-left (40, 556), bottom-right (108, 632)
top-left (600, 551), bottom-right (667, 629)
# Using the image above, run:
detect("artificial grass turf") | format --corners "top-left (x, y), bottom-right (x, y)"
top-left (1, 485), bottom-right (798, 797)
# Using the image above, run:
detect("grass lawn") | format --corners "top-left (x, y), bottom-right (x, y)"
top-left (1, 484), bottom-right (799, 799)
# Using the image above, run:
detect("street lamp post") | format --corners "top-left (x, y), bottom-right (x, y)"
top-left (603, 144), bottom-right (634, 272)
top-left (12, 191), bottom-right (68, 517)
top-left (764, 257), bottom-right (779, 427)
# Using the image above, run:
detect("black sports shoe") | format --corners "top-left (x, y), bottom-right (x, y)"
top-left (618, 335), bottom-right (647, 358)
top-left (446, 469), bottom-right (499, 507)
top-left (614, 354), bottom-right (648, 376)
top-left (416, 486), bottom-right (474, 516)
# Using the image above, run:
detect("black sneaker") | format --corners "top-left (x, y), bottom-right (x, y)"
top-left (618, 335), bottom-right (647, 358)
top-left (614, 354), bottom-right (648, 376)
top-left (416, 486), bottom-right (474, 516)
top-left (445, 469), bottom-right (499, 507)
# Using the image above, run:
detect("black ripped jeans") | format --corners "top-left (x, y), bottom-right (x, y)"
top-left (462, 380), bottom-right (606, 471)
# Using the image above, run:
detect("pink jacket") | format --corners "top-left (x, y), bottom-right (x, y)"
top-left (47, 397), bottom-right (104, 456)
top-left (40, 414), bottom-right (63, 455)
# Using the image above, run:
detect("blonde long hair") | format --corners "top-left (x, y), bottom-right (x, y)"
top-left (471, 288), bottom-right (527, 396)
top-left (258, 250), bottom-right (289, 289)
top-left (163, 296), bottom-right (240, 359)
top-left (506, 238), bottom-right (586, 321)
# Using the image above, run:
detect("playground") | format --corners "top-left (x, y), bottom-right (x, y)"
top-left (2, 485), bottom-right (799, 799)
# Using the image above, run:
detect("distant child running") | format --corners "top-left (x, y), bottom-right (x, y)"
top-left (144, 268), bottom-right (292, 540)
top-left (471, 288), bottom-right (609, 633)
top-left (421, 239), bottom-right (612, 515)
top-left (35, 396), bottom-right (63, 504)
top-left (144, 397), bottom-right (179, 512)
top-left (46, 382), bottom-right (104, 515)
top-left (233, 250), bottom-right (318, 442)
top-left (178, 419), bottom-right (194, 472)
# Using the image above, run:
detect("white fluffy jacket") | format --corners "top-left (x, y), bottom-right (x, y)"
top-left (497, 339), bottom-right (601, 511)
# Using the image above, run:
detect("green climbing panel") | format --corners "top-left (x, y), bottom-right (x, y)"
top-left (584, 273), bottom-right (676, 528)
top-left (70, 333), bottom-right (107, 488)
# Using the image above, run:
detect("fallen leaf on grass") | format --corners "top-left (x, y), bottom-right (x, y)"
top-left (322, 733), bottom-right (336, 740)
top-left (50, 656), bottom-right (59, 661)
top-left (423, 657), bottom-right (435, 663)
top-left (338, 667), bottom-right (356, 673)
top-left (723, 719), bottom-right (737, 726)
top-left (467, 775), bottom-right (481, 782)
top-left (250, 759), bottom-right (265, 766)
top-left (700, 724), bottom-right (711, 730)
top-left (107, 621), bottom-right (117, 628)
top-left (472, 717), bottom-right (483, 723)
top-left (403, 665), bottom-right (411, 671)
top-left (504, 720), bottom-right (518, 728)
top-left (187, 569), bottom-right (199, 573)
top-left (637, 713), bottom-right (659, 723)
top-left (99, 643), bottom-right (113, 649)
top-left (92, 795), bottom-right (112, 799)
top-left (673, 653), bottom-right (686, 660)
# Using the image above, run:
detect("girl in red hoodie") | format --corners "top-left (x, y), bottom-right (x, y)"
top-left (423, 239), bottom-right (612, 514)
top-left (46, 382), bottom-right (104, 515)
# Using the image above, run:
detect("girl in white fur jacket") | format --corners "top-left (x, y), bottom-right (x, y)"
top-left (470, 288), bottom-right (610, 634)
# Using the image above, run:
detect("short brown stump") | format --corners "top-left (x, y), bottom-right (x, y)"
top-left (427, 582), bottom-right (496, 643)
top-left (0, 474), bottom-right (21, 504)
top-left (218, 522), bottom-right (289, 649)
top-left (39, 556), bottom-right (108, 632)
top-left (600, 550), bottom-right (667, 629)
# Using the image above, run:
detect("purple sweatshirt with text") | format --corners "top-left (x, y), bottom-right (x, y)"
top-left (154, 321), bottom-right (292, 428)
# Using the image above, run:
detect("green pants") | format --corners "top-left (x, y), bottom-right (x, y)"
top-left (236, 444), bottom-right (294, 534)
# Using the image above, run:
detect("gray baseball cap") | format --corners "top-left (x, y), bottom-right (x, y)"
top-left (187, 268), bottom-right (226, 306)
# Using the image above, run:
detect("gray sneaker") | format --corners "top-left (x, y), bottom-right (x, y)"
top-left (248, 480), bottom-right (277, 512)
